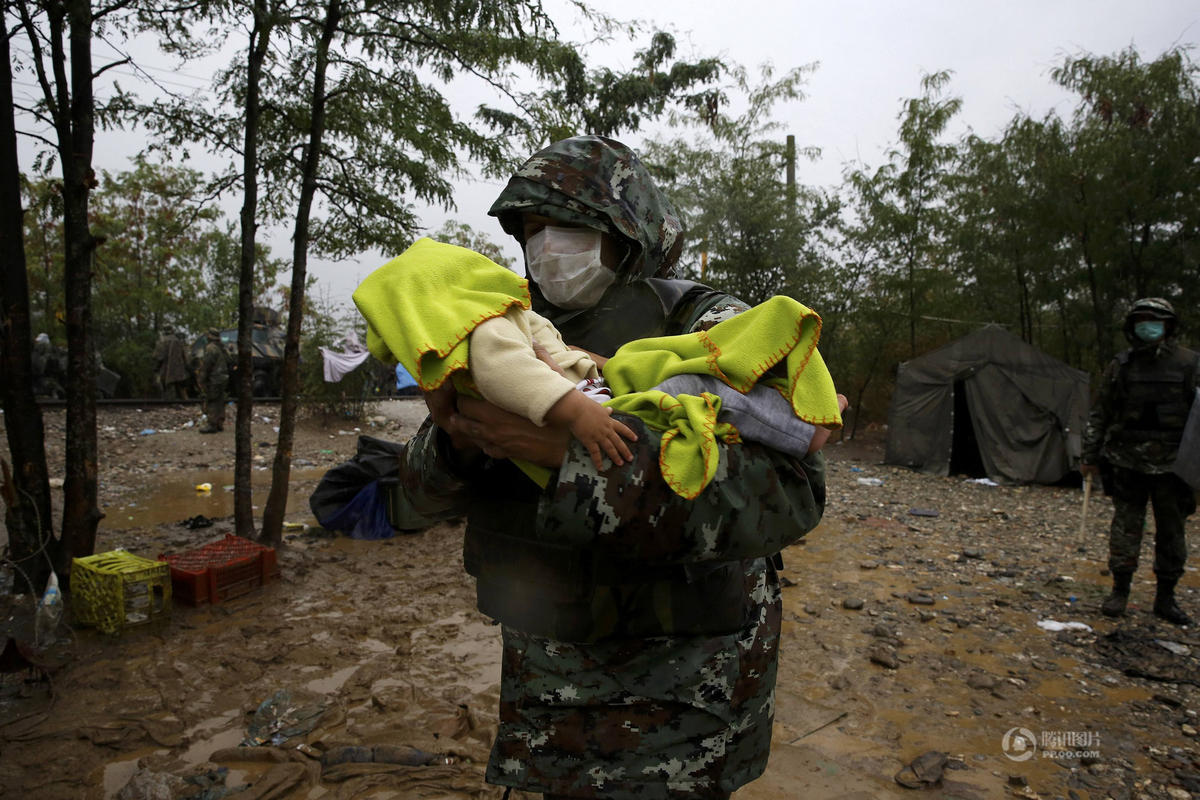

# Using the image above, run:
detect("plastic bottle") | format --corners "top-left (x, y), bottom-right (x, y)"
top-left (34, 571), bottom-right (63, 647)
top-left (856, 477), bottom-right (884, 486)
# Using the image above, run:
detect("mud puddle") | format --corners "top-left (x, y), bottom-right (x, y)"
top-left (99, 468), bottom-right (330, 530)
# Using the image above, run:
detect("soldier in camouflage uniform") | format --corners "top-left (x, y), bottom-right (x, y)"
top-left (387, 136), bottom-right (834, 799)
top-left (197, 328), bottom-right (229, 433)
top-left (1082, 298), bottom-right (1199, 625)
top-left (154, 324), bottom-right (190, 400)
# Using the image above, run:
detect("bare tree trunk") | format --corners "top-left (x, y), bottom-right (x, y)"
top-left (58, 0), bottom-right (102, 571)
top-left (0, 15), bottom-right (54, 594)
top-left (261, 0), bottom-right (342, 545)
top-left (233, 0), bottom-right (273, 537)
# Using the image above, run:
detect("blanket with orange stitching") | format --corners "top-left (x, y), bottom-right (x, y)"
top-left (353, 237), bottom-right (531, 391)
top-left (602, 295), bottom-right (842, 499)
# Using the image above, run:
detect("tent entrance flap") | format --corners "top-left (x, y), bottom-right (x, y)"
top-left (949, 379), bottom-right (986, 478)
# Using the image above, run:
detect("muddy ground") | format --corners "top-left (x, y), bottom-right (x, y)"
top-left (2, 400), bottom-right (1200, 800)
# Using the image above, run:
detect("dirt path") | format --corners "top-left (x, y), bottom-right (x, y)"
top-left (2, 402), bottom-right (1199, 799)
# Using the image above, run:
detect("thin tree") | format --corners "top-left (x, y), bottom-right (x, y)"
top-left (10, 0), bottom-right (136, 576)
top-left (0, 11), bottom-right (54, 594)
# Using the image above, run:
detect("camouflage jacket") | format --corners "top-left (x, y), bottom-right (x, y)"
top-left (389, 135), bottom-right (828, 797)
top-left (1083, 341), bottom-right (1200, 472)
top-left (198, 341), bottom-right (229, 389)
top-left (389, 286), bottom-right (827, 798)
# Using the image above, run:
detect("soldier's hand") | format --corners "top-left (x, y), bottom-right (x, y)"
top-left (424, 382), bottom-right (479, 455)
top-left (455, 395), bottom-right (570, 468)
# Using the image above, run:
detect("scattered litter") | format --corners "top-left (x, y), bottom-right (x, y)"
top-left (965, 477), bottom-right (999, 486)
top-left (908, 508), bottom-right (939, 517)
top-left (139, 428), bottom-right (157, 436)
top-left (183, 420), bottom-right (194, 428)
top-left (1155, 639), bottom-right (1191, 656)
top-left (856, 477), bottom-right (884, 486)
top-left (319, 449), bottom-right (335, 455)
top-left (195, 483), bottom-right (212, 493)
top-left (1037, 619), bottom-right (1093, 633)
top-left (242, 688), bottom-right (330, 746)
top-left (179, 515), bottom-right (214, 529)
top-left (850, 466), bottom-right (862, 472)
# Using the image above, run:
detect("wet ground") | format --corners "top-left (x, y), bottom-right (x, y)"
top-left (2, 402), bottom-right (1199, 799)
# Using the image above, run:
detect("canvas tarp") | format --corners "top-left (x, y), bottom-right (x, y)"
top-left (884, 325), bottom-right (1090, 484)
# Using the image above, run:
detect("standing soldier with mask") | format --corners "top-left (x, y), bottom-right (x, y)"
top-left (153, 324), bottom-right (190, 400)
top-left (1082, 298), bottom-right (1199, 625)
top-left (197, 328), bottom-right (229, 433)
top-left (383, 136), bottom-right (833, 800)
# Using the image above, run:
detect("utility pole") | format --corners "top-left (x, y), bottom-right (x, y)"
top-left (785, 134), bottom-right (797, 211)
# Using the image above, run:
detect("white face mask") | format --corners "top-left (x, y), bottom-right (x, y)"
top-left (524, 226), bottom-right (615, 310)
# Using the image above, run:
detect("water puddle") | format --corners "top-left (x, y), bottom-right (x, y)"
top-left (100, 468), bottom-right (330, 529)
top-left (100, 748), bottom-right (168, 798)
top-left (305, 665), bottom-right (359, 694)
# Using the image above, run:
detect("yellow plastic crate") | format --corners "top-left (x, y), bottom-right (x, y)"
top-left (70, 550), bottom-right (172, 634)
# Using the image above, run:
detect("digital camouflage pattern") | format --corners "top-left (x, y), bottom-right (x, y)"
top-left (198, 335), bottom-right (229, 431)
top-left (489, 135), bottom-right (685, 282)
top-left (1082, 301), bottom-right (1198, 473)
top-left (1083, 298), bottom-right (1199, 580)
top-left (1105, 465), bottom-right (1192, 580)
top-left (385, 135), bottom-right (828, 799)
top-left (392, 412), bottom-right (825, 798)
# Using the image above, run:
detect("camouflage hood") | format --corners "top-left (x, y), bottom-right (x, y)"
top-left (487, 136), bottom-right (684, 282)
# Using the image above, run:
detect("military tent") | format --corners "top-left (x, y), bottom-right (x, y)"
top-left (884, 325), bottom-right (1090, 484)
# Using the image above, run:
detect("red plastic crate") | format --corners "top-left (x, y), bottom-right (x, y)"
top-left (159, 535), bottom-right (279, 605)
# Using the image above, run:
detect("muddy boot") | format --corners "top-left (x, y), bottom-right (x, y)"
top-left (1101, 571), bottom-right (1132, 617)
top-left (1154, 577), bottom-right (1191, 626)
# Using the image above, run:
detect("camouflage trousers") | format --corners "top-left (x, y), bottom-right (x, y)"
top-left (1107, 466), bottom-right (1196, 580)
top-left (202, 388), bottom-right (226, 431)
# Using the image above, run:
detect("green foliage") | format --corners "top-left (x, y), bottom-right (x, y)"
top-left (430, 219), bottom-right (515, 269)
top-left (21, 159), bottom-right (288, 395)
top-left (845, 70), bottom-right (963, 360)
top-left (140, 2), bottom-right (724, 263)
top-left (20, 175), bottom-right (65, 338)
top-left (642, 64), bottom-right (833, 306)
top-left (481, 30), bottom-right (724, 149)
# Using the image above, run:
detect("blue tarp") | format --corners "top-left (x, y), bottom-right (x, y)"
top-left (395, 362), bottom-right (417, 392)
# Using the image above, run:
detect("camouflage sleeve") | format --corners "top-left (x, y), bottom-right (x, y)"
top-left (1082, 359), bottom-right (1119, 463)
top-left (538, 413), bottom-right (825, 563)
top-left (387, 417), bottom-right (475, 529)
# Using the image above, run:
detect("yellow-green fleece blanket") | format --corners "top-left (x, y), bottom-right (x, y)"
top-left (352, 237), bottom-right (529, 391)
top-left (352, 238), bottom-right (553, 486)
top-left (602, 295), bottom-right (842, 499)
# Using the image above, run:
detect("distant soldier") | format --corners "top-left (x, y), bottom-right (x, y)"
top-left (1082, 298), bottom-right (1200, 625)
top-left (153, 324), bottom-right (190, 400)
top-left (31, 332), bottom-right (65, 398)
top-left (197, 328), bottom-right (229, 433)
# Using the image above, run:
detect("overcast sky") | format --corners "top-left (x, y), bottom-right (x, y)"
top-left (15, 1), bottom-right (1200, 318)
top-left (408, 0), bottom-right (1199, 306)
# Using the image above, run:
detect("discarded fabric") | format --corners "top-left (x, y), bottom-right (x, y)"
top-left (1036, 620), bottom-right (1092, 632)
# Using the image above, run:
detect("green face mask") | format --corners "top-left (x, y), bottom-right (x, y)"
top-left (1134, 320), bottom-right (1166, 342)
